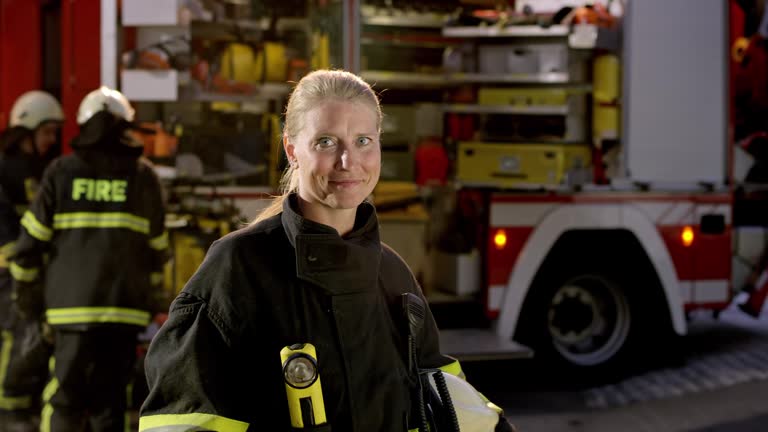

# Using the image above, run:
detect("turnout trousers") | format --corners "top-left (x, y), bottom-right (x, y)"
top-left (41, 327), bottom-right (137, 432)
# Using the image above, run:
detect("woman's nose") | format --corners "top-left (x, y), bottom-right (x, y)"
top-left (337, 148), bottom-right (354, 170)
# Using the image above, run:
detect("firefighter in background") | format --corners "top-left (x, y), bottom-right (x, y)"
top-left (11, 86), bottom-right (168, 432)
top-left (0, 90), bottom-right (64, 431)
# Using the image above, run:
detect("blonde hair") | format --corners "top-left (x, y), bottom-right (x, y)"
top-left (252, 69), bottom-right (383, 224)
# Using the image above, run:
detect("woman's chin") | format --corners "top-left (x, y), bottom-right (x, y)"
top-left (325, 189), bottom-right (370, 209)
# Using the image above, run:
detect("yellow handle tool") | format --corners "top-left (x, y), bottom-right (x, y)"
top-left (281, 343), bottom-right (327, 428)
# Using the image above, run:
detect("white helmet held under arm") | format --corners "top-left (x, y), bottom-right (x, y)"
top-left (76, 86), bottom-right (135, 125)
top-left (427, 371), bottom-right (504, 432)
top-left (9, 90), bottom-right (64, 130)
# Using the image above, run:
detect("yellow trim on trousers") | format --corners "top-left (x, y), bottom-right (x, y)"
top-left (0, 330), bottom-right (33, 410)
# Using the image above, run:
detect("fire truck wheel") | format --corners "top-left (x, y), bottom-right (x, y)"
top-left (516, 267), bottom-right (652, 379)
top-left (544, 273), bottom-right (631, 368)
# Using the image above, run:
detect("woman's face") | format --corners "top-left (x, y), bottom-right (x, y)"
top-left (34, 122), bottom-right (60, 157)
top-left (285, 99), bottom-right (380, 211)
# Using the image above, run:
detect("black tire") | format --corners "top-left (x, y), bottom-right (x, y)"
top-left (517, 267), bottom-right (649, 382)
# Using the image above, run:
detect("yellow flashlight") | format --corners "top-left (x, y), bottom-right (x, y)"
top-left (281, 343), bottom-right (327, 428)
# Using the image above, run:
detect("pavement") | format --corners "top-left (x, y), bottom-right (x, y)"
top-left (469, 301), bottom-right (768, 432)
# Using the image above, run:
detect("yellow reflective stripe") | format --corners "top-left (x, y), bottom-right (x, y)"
top-left (139, 413), bottom-right (249, 432)
top-left (9, 262), bottom-right (39, 282)
top-left (478, 391), bottom-right (504, 415)
top-left (438, 360), bottom-right (465, 379)
top-left (0, 242), bottom-right (14, 268)
top-left (53, 212), bottom-right (149, 234)
top-left (0, 241), bottom-right (16, 256)
top-left (0, 330), bottom-right (33, 410)
top-left (41, 357), bottom-right (57, 432)
top-left (21, 211), bottom-right (53, 241)
top-left (149, 231), bottom-right (169, 250)
top-left (46, 307), bottom-right (151, 326)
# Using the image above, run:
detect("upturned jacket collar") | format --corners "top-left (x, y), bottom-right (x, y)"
top-left (280, 193), bottom-right (383, 295)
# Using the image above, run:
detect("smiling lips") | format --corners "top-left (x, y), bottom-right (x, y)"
top-left (329, 179), bottom-right (363, 189)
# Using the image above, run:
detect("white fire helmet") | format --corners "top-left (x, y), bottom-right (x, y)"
top-left (427, 371), bottom-right (504, 432)
top-left (76, 86), bottom-right (135, 125)
top-left (9, 90), bottom-right (64, 130)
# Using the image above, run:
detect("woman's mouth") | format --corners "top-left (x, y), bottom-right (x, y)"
top-left (329, 180), bottom-right (362, 189)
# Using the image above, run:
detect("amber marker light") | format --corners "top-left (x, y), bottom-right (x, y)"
top-left (494, 229), bottom-right (508, 250)
top-left (681, 226), bottom-right (695, 247)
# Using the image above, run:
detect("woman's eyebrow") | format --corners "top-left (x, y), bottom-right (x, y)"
top-left (313, 131), bottom-right (378, 136)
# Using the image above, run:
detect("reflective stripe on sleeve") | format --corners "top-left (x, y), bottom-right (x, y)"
top-left (46, 307), bottom-right (151, 327)
top-left (149, 231), bottom-right (169, 250)
top-left (9, 262), bottom-right (40, 282)
top-left (438, 360), bottom-right (465, 379)
top-left (139, 413), bottom-right (249, 432)
top-left (53, 212), bottom-right (149, 235)
top-left (21, 211), bottom-right (53, 241)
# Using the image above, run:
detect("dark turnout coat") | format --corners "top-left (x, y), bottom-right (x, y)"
top-left (139, 195), bottom-right (457, 432)
top-left (10, 116), bottom-right (167, 329)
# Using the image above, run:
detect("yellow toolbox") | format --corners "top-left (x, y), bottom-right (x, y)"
top-left (477, 88), bottom-right (568, 106)
top-left (457, 142), bottom-right (591, 187)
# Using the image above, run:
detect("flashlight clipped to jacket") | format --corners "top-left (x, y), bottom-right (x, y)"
top-left (281, 343), bottom-right (328, 429)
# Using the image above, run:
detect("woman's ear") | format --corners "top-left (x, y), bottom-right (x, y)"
top-left (283, 134), bottom-right (296, 166)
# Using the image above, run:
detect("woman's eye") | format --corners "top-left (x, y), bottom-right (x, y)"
top-left (316, 137), bottom-right (336, 149)
top-left (357, 137), bottom-right (372, 146)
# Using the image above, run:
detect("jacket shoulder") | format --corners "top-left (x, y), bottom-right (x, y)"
top-left (379, 242), bottom-right (421, 296)
top-left (380, 242), bottom-right (413, 274)
top-left (212, 212), bottom-right (284, 254)
top-left (178, 213), bottom-right (285, 336)
top-left (180, 212), bottom-right (284, 300)
top-left (38, 155), bottom-right (75, 181)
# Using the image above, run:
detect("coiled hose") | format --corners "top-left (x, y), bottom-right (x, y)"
top-left (432, 370), bottom-right (460, 432)
top-left (413, 337), bottom-right (429, 432)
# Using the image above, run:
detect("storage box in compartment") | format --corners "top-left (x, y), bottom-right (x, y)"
top-left (381, 151), bottom-right (415, 181)
top-left (122, 0), bottom-right (180, 26)
top-left (121, 70), bottom-right (179, 101)
top-left (428, 249), bottom-right (481, 296)
top-left (381, 105), bottom-right (416, 148)
top-left (457, 142), bottom-right (591, 187)
top-left (379, 214), bottom-right (429, 286)
top-left (477, 43), bottom-right (568, 75)
top-left (478, 88), bottom-right (568, 106)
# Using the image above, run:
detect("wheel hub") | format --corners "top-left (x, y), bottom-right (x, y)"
top-left (549, 286), bottom-right (598, 343)
top-left (545, 275), bottom-right (631, 367)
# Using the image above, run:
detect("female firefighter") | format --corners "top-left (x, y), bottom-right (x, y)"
top-left (139, 70), bottom-right (515, 431)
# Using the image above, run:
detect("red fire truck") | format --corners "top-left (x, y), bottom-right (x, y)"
top-left (169, 0), bottom-right (764, 373)
top-left (434, 0), bottom-right (768, 374)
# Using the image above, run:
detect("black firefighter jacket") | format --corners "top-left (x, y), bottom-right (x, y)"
top-left (0, 126), bottom-right (47, 274)
top-left (139, 194), bottom-right (461, 432)
top-left (10, 122), bottom-right (167, 330)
